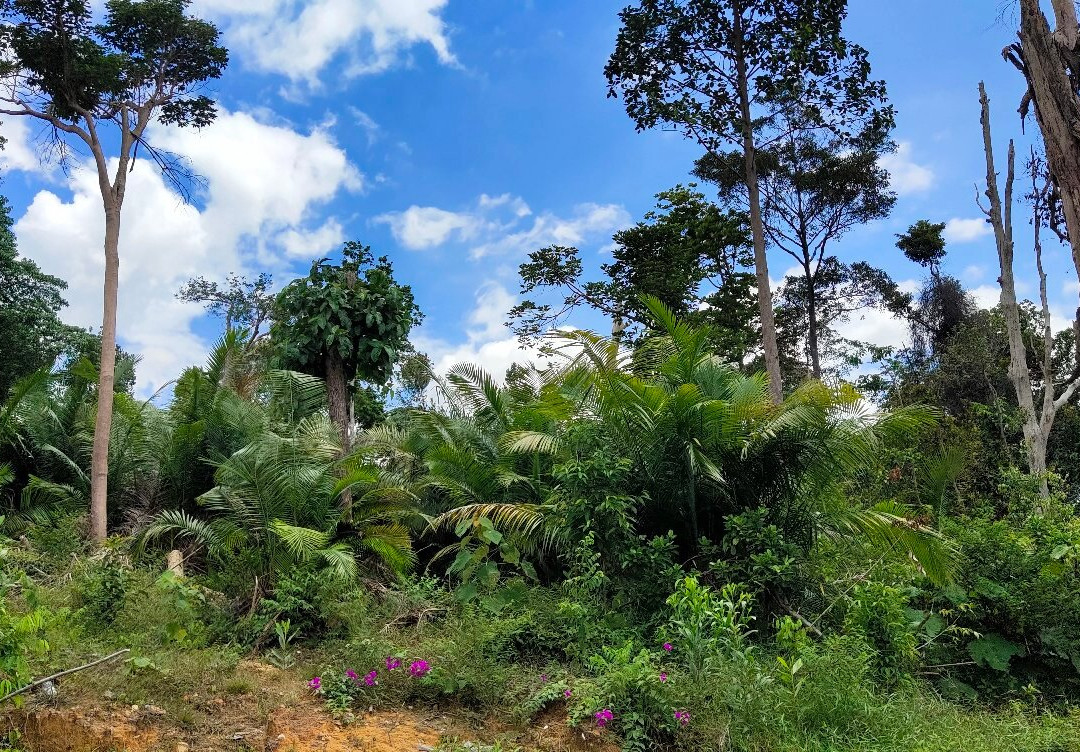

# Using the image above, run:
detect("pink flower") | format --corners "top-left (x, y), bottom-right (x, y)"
top-left (540, 673), bottom-right (549, 683)
top-left (659, 671), bottom-right (668, 683)
top-left (595, 708), bottom-right (614, 728)
top-left (307, 676), bottom-right (321, 691)
top-left (674, 710), bottom-right (690, 726)
top-left (363, 670), bottom-right (378, 687)
top-left (385, 657), bottom-right (401, 671)
top-left (345, 669), bottom-right (358, 681)
top-left (563, 689), bottom-right (572, 698)
top-left (662, 642), bottom-right (673, 652)
top-left (409, 660), bottom-right (430, 677)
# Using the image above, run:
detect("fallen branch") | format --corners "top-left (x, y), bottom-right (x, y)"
top-left (0, 649), bottom-right (130, 705)
top-left (777, 598), bottom-right (824, 638)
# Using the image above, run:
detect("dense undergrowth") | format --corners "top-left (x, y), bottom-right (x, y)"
top-left (2, 298), bottom-right (1080, 751)
top-left (0, 501), bottom-right (1075, 752)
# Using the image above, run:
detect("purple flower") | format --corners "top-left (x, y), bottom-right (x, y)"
top-left (345, 669), bottom-right (358, 681)
top-left (307, 676), bottom-right (321, 691)
top-left (409, 660), bottom-right (430, 677)
top-left (662, 642), bottom-right (673, 652)
top-left (659, 671), bottom-right (668, 683)
top-left (563, 689), bottom-right (572, 698)
top-left (385, 657), bottom-right (401, 671)
top-left (595, 708), bottom-right (614, 728)
top-left (674, 710), bottom-right (690, 727)
top-left (540, 673), bottom-right (549, 683)
top-left (363, 670), bottom-right (378, 687)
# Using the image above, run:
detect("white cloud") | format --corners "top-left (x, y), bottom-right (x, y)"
top-left (378, 194), bottom-right (630, 258)
top-left (348, 107), bottom-right (380, 145)
top-left (193, 0), bottom-right (456, 85)
top-left (468, 202), bottom-right (631, 260)
top-left (377, 206), bottom-right (480, 249)
top-left (478, 193), bottom-right (531, 217)
top-left (963, 264), bottom-right (986, 282)
top-left (278, 218), bottom-right (346, 259)
top-left (969, 284), bottom-right (1000, 310)
top-left (14, 109), bottom-right (361, 396)
top-left (944, 217), bottom-right (991, 244)
top-left (879, 141), bottom-right (934, 195)
top-left (413, 281), bottom-right (544, 380)
top-left (0, 117), bottom-right (51, 175)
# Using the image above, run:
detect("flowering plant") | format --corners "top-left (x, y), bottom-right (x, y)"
top-left (594, 708), bottom-right (614, 728)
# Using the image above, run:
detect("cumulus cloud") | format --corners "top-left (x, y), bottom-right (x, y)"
top-left (944, 217), bottom-right (991, 244)
top-left (879, 141), bottom-right (934, 195)
top-left (0, 117), bottom-right (52, 175)
top-left (376, 206), bottom-right (481, 249)
top-left (413, 281), bottom-right (547, 380)
top-left (193, 0), bottom-right (456, 85)
top-left (833, 279), bottom-right (920, 353)
top-left (969, 284), bottom-right (1001, 310)
top-left (11, 109), bottom-right (361, 396)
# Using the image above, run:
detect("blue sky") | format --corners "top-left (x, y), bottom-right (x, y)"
top-left (0, 0), bottom-right (1061, 396)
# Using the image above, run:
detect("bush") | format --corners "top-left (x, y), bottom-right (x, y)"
top-left (73, 554), bottom-right (128, 629)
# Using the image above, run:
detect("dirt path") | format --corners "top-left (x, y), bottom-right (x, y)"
top-left (3, 661), bottom-right (619, 752)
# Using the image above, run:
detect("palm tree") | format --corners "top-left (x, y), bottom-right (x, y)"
top-left (141, 372), bottom-right (416, 591)
top-left (548, 298), bottom-right (956, 582)
top-left (376, 298), bottom-right (957, 586)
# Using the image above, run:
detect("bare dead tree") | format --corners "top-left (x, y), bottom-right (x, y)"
top-left (1005, 0), bottom-right (1080, 280)
top-left (978, 82), bottom-right (1080, 501)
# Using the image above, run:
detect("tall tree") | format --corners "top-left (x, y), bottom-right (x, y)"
top-left (0, 0), bottom-right (228, 543)
top-left (978, 82), bottom-right (1080, 499)
top-left (177, 273), bottom-right (275, 339)
top-left (774, 259), bottom-right (906, 379)
top-left (510, 185), bottom-right (758, 363)
top-left (896, 220), bottom-right (947, 278)
top-left (694, 116), bottom-right (896, 377)
top-left (606, 0), bottom-right (892, 401)
top-left (271, 242), bottom-right (419, 516)
top-left (1005, 0), bottom-right (1080, 280)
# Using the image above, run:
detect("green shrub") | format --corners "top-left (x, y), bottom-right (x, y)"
top-left (73, 554), bottom-right (127, 628)
top-left (844, 581), bottom-right (917, 686)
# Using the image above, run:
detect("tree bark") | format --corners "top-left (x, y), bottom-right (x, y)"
top-left (734, 9), bottom-right (783, 402)
top-left (804, 262), bottom-right (821, 379)
top-left (978, 83), bottom-right (1080, 501)
top-left (88, 203), bottom-right (121, 544)
top-left (325, 349), bottom-right (352, 521)
top-left (1017, 0), bottom-right (1080, 277)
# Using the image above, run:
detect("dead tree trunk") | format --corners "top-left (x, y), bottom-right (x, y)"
top-left (1011, 0), bottom-right (1080, 277)
top-left (979, 82), bottom-right (1080, 501)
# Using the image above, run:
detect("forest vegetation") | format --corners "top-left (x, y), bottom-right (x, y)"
top-left (1, 1), bottom-right (1080, 751)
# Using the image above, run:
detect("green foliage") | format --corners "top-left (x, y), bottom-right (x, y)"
top-left (0, 570), bottom-right (50, 705)
top-left (897, 220), bottom-right (948, 273)
top-left (665, 575), bottom-right (756, 678)
top-left (510, 186), bottom-right (756, 356)
top-left (570, 642), bottom-right (672, 752)
top-left (74, 554), bottom-right (128, 628)
top-left (844, 581), bottom-right (917, 686)
top-left (0, 0), bottom-right (228, 126)
top-left (272, 242), bottom-right (419, 387)
top-left (924, 513), bottom-right (1080, 699)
